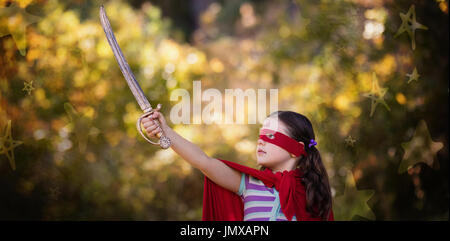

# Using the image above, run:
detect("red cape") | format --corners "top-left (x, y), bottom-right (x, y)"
top-left (202, 159), bottom-right (334, 221)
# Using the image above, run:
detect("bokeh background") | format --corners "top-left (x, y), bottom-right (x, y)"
top-left (0, 0), bottom-right (448, 220)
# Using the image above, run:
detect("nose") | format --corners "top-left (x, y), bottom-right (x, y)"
top-left (257, 138), bottom-right (265, 145)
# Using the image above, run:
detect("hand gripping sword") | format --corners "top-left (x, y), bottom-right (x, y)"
top-left (99, 5), bottom-right (171, 149)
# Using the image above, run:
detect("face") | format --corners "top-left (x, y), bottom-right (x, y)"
top-left (256, 116), bottom-right (297, 170)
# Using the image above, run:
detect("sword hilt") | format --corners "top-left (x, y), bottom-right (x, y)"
top-left (137, 103), bottom-right (171, 149)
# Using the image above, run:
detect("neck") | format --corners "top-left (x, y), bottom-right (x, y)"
top-left (270, 162), bottom-right (297, 173)
top-left (263, 157), bottom-right (299, 173)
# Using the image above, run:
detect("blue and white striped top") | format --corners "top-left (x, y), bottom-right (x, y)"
top-left (236, 173), bottom-right (297, 221)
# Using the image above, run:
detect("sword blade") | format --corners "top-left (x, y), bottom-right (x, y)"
top-left (99, 5), bottom-right (152, 112)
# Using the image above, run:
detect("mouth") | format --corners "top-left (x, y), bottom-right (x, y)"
top-left (257, 149), bottom-right (266, 155)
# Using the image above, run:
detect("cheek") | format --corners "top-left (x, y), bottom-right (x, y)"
top-left (266, 143), bottom-right (290, 159)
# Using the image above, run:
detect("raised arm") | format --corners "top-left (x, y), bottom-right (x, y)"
top-left (141, 110), bottom-right (242, 193)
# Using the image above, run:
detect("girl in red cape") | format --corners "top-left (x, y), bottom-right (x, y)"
top-left (141, 110), bottom-right (334, 221)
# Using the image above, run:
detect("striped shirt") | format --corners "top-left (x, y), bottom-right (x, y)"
top-left (236, 173), bottom-right (297, 221)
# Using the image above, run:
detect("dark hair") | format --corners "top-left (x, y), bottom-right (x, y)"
top-left (269, 110), bottom-right (332, 220)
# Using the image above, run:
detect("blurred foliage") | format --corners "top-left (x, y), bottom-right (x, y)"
top-left (0, 0), bottom-right (448, 220)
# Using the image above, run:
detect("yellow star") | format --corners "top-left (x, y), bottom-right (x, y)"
top-left (362, 72), bottom-right (391, 117)
top-left (336, 43), bottom-right (346, 55)
top-left (394, 5), bottom-right (428, 50)
top-left (0, 2), bottom-right (42, 56)
top-left (0, 120), bottom-right (23, 171)
top-left (49, 186), bottom-right (61, 200)
top-left (406, 67), bottom-right (420, 84)
top-left (333, 170), bottom-right (375, 220)
top-left (345, 135), bottom-right (356, 147)
top-left (22, 79), bottom-right (34, 95)
top-left (64, 103), bottom-right (96, 153)
top-left (398, 120), bottom-right (444, 174)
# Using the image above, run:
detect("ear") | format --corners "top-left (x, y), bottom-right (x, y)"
top-left (290, 141), bottom-right (305, 158)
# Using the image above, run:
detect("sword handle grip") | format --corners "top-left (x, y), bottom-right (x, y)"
top-left (137, 104), bottom-right (171, 149)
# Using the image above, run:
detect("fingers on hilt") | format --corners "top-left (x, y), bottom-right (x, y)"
top-left (138, 104), bottom-right (170, 148)
top-left (151, 125), bottom-right (162, 137)
top-left (151, 104), bottom-right (163, 133)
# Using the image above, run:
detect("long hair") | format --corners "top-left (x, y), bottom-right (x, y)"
top-left (269, 110), bottom-right (332, 220)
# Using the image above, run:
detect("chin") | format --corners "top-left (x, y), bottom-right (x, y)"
top-left (256, 157), bottom-right (265, 166)
top-left (256, 157), bottom-right (271, 168)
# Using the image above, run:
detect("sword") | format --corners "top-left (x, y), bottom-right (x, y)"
top-left (99, 5), bottom-right (171, 149)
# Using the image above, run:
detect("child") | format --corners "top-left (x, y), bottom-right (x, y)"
top-left (141, 110), bottom-right (334, 221)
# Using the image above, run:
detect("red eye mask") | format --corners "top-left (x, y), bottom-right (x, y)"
top-left (259, 128), bottom-right (307, 157)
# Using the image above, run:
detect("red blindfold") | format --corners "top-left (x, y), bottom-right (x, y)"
top-left (259, 128), bottom-right (307, 157)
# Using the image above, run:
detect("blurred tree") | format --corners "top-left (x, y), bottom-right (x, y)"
top-left (0, 0), bottom-right (448, 220)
